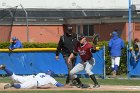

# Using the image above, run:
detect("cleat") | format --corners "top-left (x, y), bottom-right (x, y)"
top-left (76, 84), bottom-right (90, 88)
top-left (0, 65), bottom-right (6, 70)
top-left (4, 84), bottom-right (12, 89)
top-left (93, 84), bottom-right (100, 88)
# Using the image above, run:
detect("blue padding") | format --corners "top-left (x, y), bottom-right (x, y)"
top-left (0, 48), bottom-right (105, 76)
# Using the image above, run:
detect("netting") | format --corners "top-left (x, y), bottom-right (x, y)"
top-left (0, 7), bottom-right (17, 42)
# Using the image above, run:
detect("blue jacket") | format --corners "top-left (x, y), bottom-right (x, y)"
top-left (9, 39), bottom-right (23, 50)
top-left (108, 32), bottom-right (125, 57)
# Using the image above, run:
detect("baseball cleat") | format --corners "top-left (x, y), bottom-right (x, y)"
top-left (76, 84), bottom-right (90, 88)
top-left (0, 65), bottom-right (6, 70)
top-left (93, 84), bottom-right (100, 88)
top-left (4, 83), bottom-right (12, 89)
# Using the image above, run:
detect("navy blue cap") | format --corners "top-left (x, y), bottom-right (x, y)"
top-left (12, 37), bottom-right (17, 41)
top-left (78, 34), bottom-right (85, 41)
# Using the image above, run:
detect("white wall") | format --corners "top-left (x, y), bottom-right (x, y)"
top-left (0, 0), bottom-right (140, 10)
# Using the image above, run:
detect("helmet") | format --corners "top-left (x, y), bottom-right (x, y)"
top-left (45, 70), bottom-right (55, 77)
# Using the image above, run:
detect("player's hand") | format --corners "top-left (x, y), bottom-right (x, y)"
top-left (8, 48), bottom-right (13, 51)
top-left (129, 47), bottom-right (133, 51)
top-left (96, 47), bottom-right (100, 50)
top-left (55, 56), bottom-right (59, 60)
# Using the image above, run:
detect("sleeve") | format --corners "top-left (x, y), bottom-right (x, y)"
top-left (72, 42), bottom-right (79, 56)
top-left (56, 36), bottom-right (63, 56)
top-left (15, 41), bottom-right (23, 48)
top-left (121, 40), bottom-right (125, 49)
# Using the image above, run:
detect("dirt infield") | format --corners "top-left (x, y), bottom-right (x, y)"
top-left (1, 83), bottom-right (140, 91)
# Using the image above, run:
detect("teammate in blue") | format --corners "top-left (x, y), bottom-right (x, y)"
top-left (108, 31), bottom-right (125, 77)
top-left (0, 65), bottom-right (64, 89)
top-left (9, 37), bottom-right (23, 51)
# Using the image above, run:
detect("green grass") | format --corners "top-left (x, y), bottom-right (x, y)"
top-left (1, 77), bottom-right (140, 86)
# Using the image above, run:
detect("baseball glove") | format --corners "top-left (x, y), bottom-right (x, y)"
top-left (92, 34), bottom-right (99, 45)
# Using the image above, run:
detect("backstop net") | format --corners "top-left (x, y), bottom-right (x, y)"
top-left (0, 7), bottom-right (17, 42)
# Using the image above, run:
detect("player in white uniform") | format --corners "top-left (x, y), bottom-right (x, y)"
top-left (0, 65), bottom-right (64, 89)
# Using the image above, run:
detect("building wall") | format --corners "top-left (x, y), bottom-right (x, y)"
top-left (1, 22), bottom-right (138, 43)
top-left (94, 23), bottom-right (126, 41)
top-left (11, 25), bottom-right (63, 43)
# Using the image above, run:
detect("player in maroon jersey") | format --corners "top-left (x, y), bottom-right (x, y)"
top-left (68, 34), bottom-right (100, 88)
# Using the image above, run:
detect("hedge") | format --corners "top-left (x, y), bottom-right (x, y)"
top-left (0, 41), bottom-right (128, 75)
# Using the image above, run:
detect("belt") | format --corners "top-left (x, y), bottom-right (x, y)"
top-left (83, 58), bottom-right (92, 62)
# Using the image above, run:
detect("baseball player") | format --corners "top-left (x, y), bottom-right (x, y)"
top-left (0, 65), bottom-right (64, 89)
top-left (68, 34), bottom-right (100, 88)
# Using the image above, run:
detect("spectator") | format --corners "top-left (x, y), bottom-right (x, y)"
top-left (108, 31), bottom-right (125, 78)
top-left (55, 24), bottom-right (78, 85)
top-left (131, 38), bottom-right (140, 61)
top-left (9, 36), bottom-right (23, 51)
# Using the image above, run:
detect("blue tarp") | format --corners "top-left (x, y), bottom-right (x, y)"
top-left (0, 48), bottom-right (105, 76)
top-left (127, 49), bottom-right (140, 77)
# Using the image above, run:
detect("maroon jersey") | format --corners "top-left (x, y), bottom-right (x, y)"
top-left (74, 41), bottom-right (94, 62)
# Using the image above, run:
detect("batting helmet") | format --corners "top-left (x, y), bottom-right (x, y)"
top-left (45, 70), bottom-right (55, 77)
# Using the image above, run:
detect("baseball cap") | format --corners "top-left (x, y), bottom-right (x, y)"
top-left (78, 34), bottom-right (85, 41)
top-left (66, 25), bottom-right (73, 34)
top-left (12, 36), bottom-right (17, 41)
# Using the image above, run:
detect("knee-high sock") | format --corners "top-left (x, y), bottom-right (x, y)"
top-left (114, 65), bottom-right (118, 71)
top-left (66, 75), bottom-right (70, 84)
top-left (4, 69), bottom-right (13, 76)
top-left (90, 74), bottom-right (98, 85)
top-left (74, 77), bottom-right (82, 85)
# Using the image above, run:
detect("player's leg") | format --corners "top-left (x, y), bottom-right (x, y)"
top-left (12, 80), bottom-right (37, 89)
top-left (64, 56), bottom-right (73, 85)
top-left (114, 57), bottom-right (120, 75)
top-left (111, 57), bottom-right (116, 77)
top-left (11, 74), bottom-right (35, 83)
top-left (85, 58), bottom-right (100, 88)
top-left (69, 62), bottom-right (84, 88)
